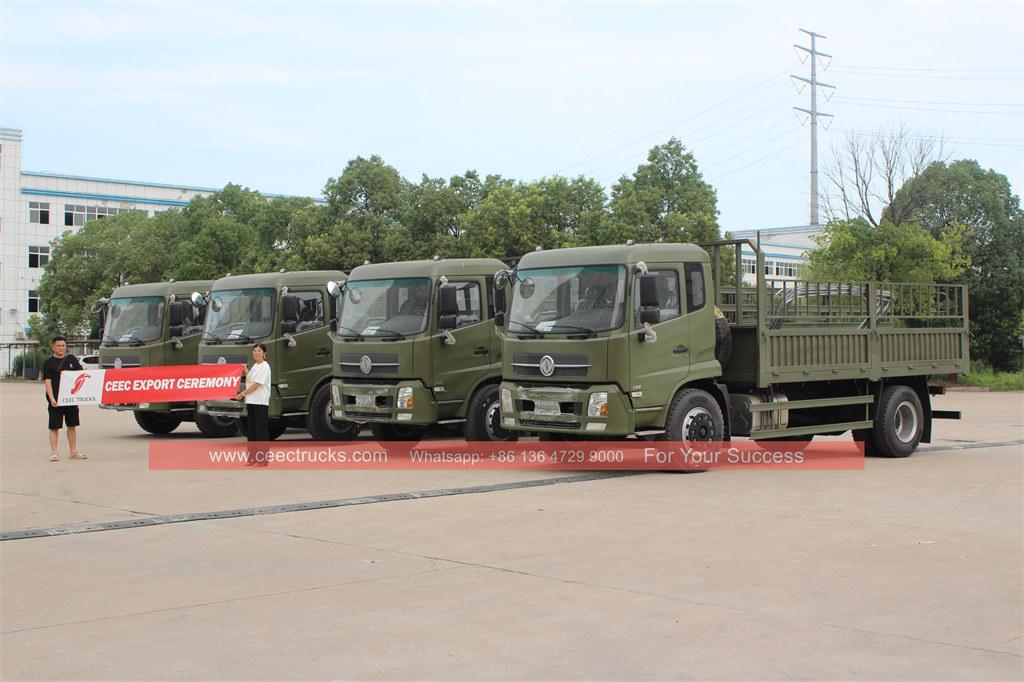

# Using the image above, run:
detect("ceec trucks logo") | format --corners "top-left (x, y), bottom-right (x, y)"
top-left (71, 373), bottom-right (92, 395)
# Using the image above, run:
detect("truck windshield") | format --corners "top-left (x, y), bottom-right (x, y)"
top-left (338, 278), bottom-right (431, 337)
top-left (205, 288), bottom-right (276, 342)
top-left (104, 296), bottom-right (165, 344)
top-left (509, 265), bottom-right (627, 333)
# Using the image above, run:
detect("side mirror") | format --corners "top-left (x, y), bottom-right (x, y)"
top-left (330, 318), bottom-right (338, 333)
top-left (493, 285), bottom-right (507, 315)
top-left (639, 273), bottom-right (659, 308)
top-left (439, 314), bottom-right (457, 331)
top-left (438, 285), bottom-right (458, 318)
top-left (327, 280), bottom-right (341, 299)
top-left (639, 308), bottom-right (660, 326)
top-left (90, 298), bottom-right (108, 314)
top-left (281, 294), bottom-right (299, 323)
top-left (168, 301), bottom-right (186, 327)
top-left (190, 291), bottom-right (206, 308)
top-left (495, 311), bottom-right (506, 328)
top-left (281, 320), bottom-right (298, 334)
top-left (494, 270), bottom-right (511, 290)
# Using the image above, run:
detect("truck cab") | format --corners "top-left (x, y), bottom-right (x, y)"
top-left (194, 270), bottom-right (356, 440)
top-left (496, 243), bottom-right (719, 438)
top-left (329, 258), bottom-right (514, 441)
top-left (96, 280), bottom-right (237, 437)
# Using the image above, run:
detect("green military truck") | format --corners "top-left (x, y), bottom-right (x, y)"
top-left (328, 257), bottom-right (516, 441)
top-left (193, 270), bottom-right (357, 440)
top-left (96, 280), bottom-right (237, 437)
top-left (496, 240), bottom-right (968, 457)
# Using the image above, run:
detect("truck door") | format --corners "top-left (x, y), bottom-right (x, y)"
top-left (277, 289), bottom-right (331, 411)
top-left (433, 280), bottom-right (491, 416)
top-left (629, 268), bottom-right (690, 412)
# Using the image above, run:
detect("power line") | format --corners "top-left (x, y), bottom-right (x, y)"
top-left (834, 100), bottom-right (1023, 116)
top-left (831, 64), bottom-right (1024, 73)
top-left (836, 95), bottom-right (1024, 108)
top-left (709, 139), bottom-right (806, 183)
top-left (833, 128), bottom-right (1024, 148)
top-left (553, 67), bottom-right (793, 174)
top-left (829, 69), bottom-right (1023, 81)
top-left (701, 127), bottom-right (804, 171)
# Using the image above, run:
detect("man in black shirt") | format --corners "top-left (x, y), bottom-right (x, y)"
top-left (43, 336), bottom-right (86, 462)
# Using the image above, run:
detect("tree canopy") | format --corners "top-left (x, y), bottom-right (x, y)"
top-left (35, 138), bottom-right (725, 338)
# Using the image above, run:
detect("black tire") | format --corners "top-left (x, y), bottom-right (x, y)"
top-left (195, 413), bottom-right (239, 438)
top-left (464, 384), bottom-right (519, 442)
top-left (370, 422), bottom-right (426, 441)
top-left (715, 315), bottom-right (733, 367)
top-left (852, 428), bottom-right (881, 457)
top-left (306, 384), bottom-right (359, 441)
top-left (872, 385), bottom-right (924, 458)
top-left (663, 388), bottom-right (725, 442)
top-left (134, 411), bottom-right (182, 435)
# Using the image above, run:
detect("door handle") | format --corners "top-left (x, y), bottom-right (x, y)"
top-left (315, 348), bottom-right (330, 357)
top-left (673, 345), bottom-right (689, 354)
top-left (473, 346), bottom-right (489, 356)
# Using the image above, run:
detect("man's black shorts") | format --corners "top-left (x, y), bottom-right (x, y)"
top-left (48, 405), bottom-right (80, 430)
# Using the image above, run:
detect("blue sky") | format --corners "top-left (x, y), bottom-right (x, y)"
top-left (2, 1), bottom-right (1021, 230)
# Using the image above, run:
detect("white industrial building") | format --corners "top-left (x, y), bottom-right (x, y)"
top-left (729, 225), bottom-right (821, 284)
top-left (0, 126), bottom-right (317, 373)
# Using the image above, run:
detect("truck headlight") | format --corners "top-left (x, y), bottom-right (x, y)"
top-left (500, 387), bottom-right (513, 413)
top-left (587, 392), bottom-right (609, 418)
top-left (397, 386), bottom-right (414, 410)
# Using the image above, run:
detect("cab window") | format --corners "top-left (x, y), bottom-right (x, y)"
top-left (451, 282), bottom-right (482, 328)
top-left (684, 263), bottom-right (705, 313)
top-left (294, 291), bottom-right (325, 332)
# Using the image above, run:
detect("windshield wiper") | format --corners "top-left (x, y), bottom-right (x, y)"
top-left (368, 328), bottom-right (404, 339)
top-left (203, 332), bottom-right (221, 344)
top-left (547, 323), bottom-right (597, 338)
top-left (336, 324), bottom-right (364, 340)
top-left (101, 335), bottom-right (118, 347)
top-left (120, 333), bottom-right (145, 347)
top-left (508, 320), bottom-right (543, 338)
top-left (228, 332), bottom-right (253, 343)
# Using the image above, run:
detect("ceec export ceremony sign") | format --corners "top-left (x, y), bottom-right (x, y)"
top-left (57, 364), bottom-right (245, 406)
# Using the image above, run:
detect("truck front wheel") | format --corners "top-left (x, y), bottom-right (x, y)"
top-left (195, 413), bottom-right (239, 438)
top-left (465, 384), bottom-right (519, 442)
top-left (663, 389), bottom-right (724, 442)
top-left (307, 384), bottom-right (359, 441)
top-left (871, 385), bottom-right (924, 458)
top-left (134, 411), bottom-right (182, 435)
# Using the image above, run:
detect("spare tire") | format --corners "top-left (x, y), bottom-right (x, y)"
top-left (715, 314), bottom-right (733, 367)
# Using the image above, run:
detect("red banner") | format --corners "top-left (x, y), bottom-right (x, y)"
top-left (57, 364), bottom-right (245, 406)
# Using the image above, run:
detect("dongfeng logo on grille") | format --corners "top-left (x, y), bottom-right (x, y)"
top-left (217, 357), bottom-right (226, 365)
top-left (113, 357), bottom-right (122, 369)
top-left (359, 355), bottom-right (373, 374)
top-left (539, 355), bottom-right (555, 377)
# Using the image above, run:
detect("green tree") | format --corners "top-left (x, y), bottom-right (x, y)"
top-left (808, 217), bottom-right (968, 283)
top-left (608, 138), bottom-right (720, 245)
top-left (891, 160), bottom-right (1024, 370)
top-left (323, 156), bottom-right (410, 264)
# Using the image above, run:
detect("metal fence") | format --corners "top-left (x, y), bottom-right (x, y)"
top-left (1, 341), bottom-right (100, 379)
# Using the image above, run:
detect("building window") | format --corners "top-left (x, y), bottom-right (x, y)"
top-left (29, 202), bottom-right (50, 224)
top-left (28, 246), bottom-right (50, 268)
top-left (764, 260), bottom-right (774, 276)
top-left (742, 258), bottom-right (756, 274)
top-left (28, 290), bottom-right (40, 313)
top-left (64, 204), bottom-right (130, 227)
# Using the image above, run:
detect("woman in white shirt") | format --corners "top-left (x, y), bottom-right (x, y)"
top-left (234, 343), bottom-right (271, 448)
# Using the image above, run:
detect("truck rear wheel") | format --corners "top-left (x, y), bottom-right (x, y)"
top-left (465, 384), bottom-right (518, 442)
top-left (663, 389), bottom-right (724, 443)
top-left (371, 423), bottom-right (425, 441)
top-left (307, 384), bottom-right (359, 441)
top-left (871, 385), bottom-right (924, 458)
top-left (195, 413), bottom-right (239, 438)
top-left (134, 411), bottom-right (182, 435)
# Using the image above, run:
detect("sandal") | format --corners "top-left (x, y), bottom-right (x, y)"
top-left (70, 453), bottom-right (88, 460)
top-left (49, 453), bottom-right (59, 462)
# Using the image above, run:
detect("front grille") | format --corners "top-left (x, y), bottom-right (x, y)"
top-left (512, 353), bottom-right (590, 378)
top-left (341, 378), bottom-right (401, 386)
top-left (517, 399), bottom-right (580, 415)
top-left (339, 353), bottom-right (399, 375)
top-left (344, 395), bottom-right (393, 409)
top-left (100, 355), bottom-right (141, 368)
top-left (201, 355), bottom-right (247, 365)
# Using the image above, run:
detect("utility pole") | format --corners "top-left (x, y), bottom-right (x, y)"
top-left (792, 29), bottom-right (833, 227)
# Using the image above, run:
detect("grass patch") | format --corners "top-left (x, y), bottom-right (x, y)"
top-left (957, 367), bottom-right (1024, 391)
